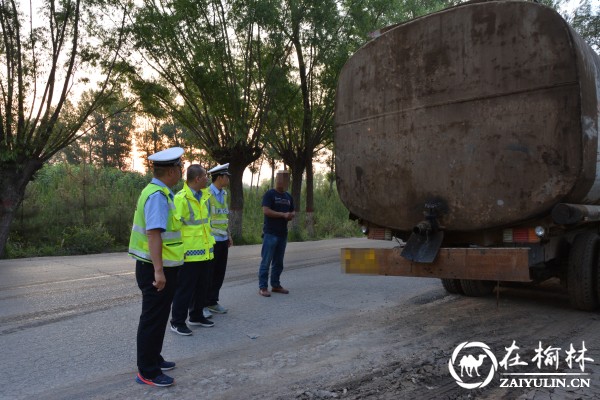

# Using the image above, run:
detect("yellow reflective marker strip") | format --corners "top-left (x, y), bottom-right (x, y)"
top-left (341, 248), bottom-right (379, 275)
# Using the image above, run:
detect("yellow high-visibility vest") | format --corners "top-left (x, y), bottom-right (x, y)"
top-left (128, 183), bottom-right (184, 267)
top-left (175, 182), bottom-right (215, 262)
top-left (209, 189), bottom-right (229, 237)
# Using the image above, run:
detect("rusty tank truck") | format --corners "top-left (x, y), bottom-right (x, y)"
top-left (335, 0), bottom-right (600, 310)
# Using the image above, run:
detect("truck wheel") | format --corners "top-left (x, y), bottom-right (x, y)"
top-left (568, 231), bottom-right (599, 311)
top-left (459, 279), bottom-right (494, 297)
top-left (441, 279), bottom-right (464, 294)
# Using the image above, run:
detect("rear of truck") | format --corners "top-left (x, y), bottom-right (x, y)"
top-left (334, 0), bottom-right (600, 309)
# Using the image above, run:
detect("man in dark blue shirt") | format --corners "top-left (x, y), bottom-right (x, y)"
top-left (258, 170), bottom-right (295, 297)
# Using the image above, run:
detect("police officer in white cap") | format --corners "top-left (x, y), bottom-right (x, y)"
top-left (205, 163), bottom-right (232, 316)
top-left (129, 147), bottom-right (185, 387)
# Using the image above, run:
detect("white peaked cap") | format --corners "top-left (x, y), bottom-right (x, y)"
top-left (208, 163), bottom-right (231, 176)
top-left (148, 147), bottom-right (184, 165)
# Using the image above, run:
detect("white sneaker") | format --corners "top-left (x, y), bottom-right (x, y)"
top-left (203, 307), bottom-right (213, 319)
top-left (207, 303), bottom-right (228, 314)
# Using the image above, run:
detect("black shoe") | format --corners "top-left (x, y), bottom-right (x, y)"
top-left (170, 323), bottom-right (192, 336)
top-left (160, 360), bottom-right (176, 371)
top-left (188, 316), bottom-right (215, 327)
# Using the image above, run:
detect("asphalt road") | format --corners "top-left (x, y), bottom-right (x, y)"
top-left (5, 238), bottom-right (600, 400)
top-left (0, 237), bottom-right (440, 399)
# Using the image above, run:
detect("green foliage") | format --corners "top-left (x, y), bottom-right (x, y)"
top-left (240, 184), bottom-right (268, 244)
top-left (4, 233), bottom-right (61, 259)
top-left (61, 224), bottom-right (115, 255)
top-left (538, 0), bottom-right (600, 51)
top-left (238, 175), bottom-right (360, 245)
top-left (130, 0), bottom-right (268, 164)
top-left (58, 98), bottom-right (135, 169)
top-left (570, 0), bottom-right (600, 50)
top-left (0, 0), bottom-right (132, 164)
top-left (5, 165), bottom-right (359, 257)
top-left (0, 0), bottom-right (133, 257)
top-left (8, 164), bottom-right (149, 258)
top-left (313, 191), bottom-right (359, 239)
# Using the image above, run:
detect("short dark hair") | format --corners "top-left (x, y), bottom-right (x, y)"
top-left (187, 164), bottom-right (206, 182)
top-left (153, 165), bottom-right (171, 178)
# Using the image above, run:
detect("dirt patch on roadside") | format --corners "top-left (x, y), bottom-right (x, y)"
top-left (289, 282), bottom-right (600, 399)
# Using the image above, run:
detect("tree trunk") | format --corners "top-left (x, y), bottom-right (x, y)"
top-left (269, 158), bottom-right (276, 189)
top-left (255, 158), bottom-right (263, 192)
top-left (329, 152), bottom-right (335, 195)
top-left (227, 160), bottom-right (247, 241)
top-left (211, 141), bottom-right (261, 241)
top-left (289, 160), bottom-right (304, 234)
top-left (305, 157), bottom-right (315, 237)
top-left (0, 160), bottom-right (44, 257)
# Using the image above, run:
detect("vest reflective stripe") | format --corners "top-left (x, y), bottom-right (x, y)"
top-left (129, 249), bottom-right (183, 267)
top-left (161, 231), bottom-right (182, 240)
top-left (182, 199), bottom-right (209, 225)
top-left (175, 183), bottom-right (215, 262)
top-left (182, 218), bottom-right (209, 226)
top-left (209, 191), bottom-right (229, 237)
top-left (132, 223), bottom-right (182, 240)
top-left (128, 183), bottom-right (184, 267)
top-left (131, 224), bottom-right (145, 235)
top-left (212, 228), bottom-right (228, 236)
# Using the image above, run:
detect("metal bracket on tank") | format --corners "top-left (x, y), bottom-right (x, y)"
top-left (401, 200), bottom-right (446, 263)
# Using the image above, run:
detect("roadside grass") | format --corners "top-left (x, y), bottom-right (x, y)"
top-left (5, 164), bottom-right (360, 258)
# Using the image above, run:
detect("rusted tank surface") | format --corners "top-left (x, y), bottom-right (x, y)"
top-left (334, 0), bottom-right (600, 232)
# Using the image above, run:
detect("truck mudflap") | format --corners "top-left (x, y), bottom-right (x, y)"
top-left (341, 247), bottom-right (532, 282)
top-left (400, 199), bottom-right (446, 263)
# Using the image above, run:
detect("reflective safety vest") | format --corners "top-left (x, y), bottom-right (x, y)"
top-left (129, 183), bottom-right (184, 267)
top-left (175, 182), bottom-right (215, 262)
top-left (209, 189), bottom-right (229, 238)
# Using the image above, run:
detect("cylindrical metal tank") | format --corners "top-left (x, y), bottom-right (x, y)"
top-left (335, 0), bottom-right (600, 232)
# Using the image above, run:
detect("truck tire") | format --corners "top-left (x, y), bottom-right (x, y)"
top-left (441, 279), bottom-right (464, 294)
top-left (459, 279), bottom-right (494, 297)
top-left (568, 231), bottom-right (599, 311)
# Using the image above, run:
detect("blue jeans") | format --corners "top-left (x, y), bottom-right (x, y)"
top-left (258, 233), bottom-right (287, 289)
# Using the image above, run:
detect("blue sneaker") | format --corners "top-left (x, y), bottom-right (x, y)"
top-left (160, 360), bottom-right (176, 371)
top-left (135, 373), bottom-right (174, 387)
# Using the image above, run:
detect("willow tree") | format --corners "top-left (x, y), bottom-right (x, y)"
top-left (0, 0), bottom-right (132, 257)
top-left (261, 0), bottom-right (358, 234)
top-left (130, 0), bottom-right (282, 239)
top-left (263, 0), bottom-right (459, 235)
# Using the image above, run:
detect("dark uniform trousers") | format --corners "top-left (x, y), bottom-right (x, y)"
top-left (208, 240), bottom-right (229, 305)
top-left (171, 260), bottom-right (206, 325)
top-left (136, 260), bottom-right (178, 379)
top-left (188, 259), bottom-right (214, 321)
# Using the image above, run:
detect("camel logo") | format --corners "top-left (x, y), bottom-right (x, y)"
top-left (448, 341), bottom-right (498, 389)
top-left (460, 354), bottom-right (487, 377)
